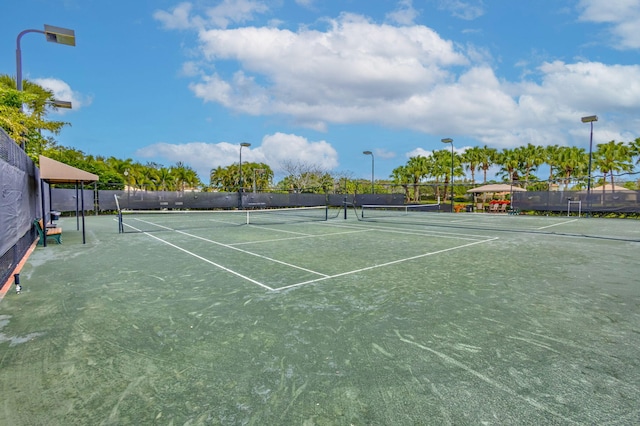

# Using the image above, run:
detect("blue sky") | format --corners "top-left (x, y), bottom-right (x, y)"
top-left (2, 0), bottom-right (639, 182)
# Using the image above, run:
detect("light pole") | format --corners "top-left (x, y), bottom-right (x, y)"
top-left (16, 25), bottom-right (76, 149)
top-left (238, 142), bottom-right (251, 209)
top-left (441, 138), bottom-right (454, 212)
top-left (17, 25), bottom-right (76, 92)
top-left (124, 170), bottom-right (130, 208)
top-left (253, 168), bottom-right (265, 193)
top-left (363, 151), bottom-right (374, 194)
top-left (581, 115), bottom-right (598, 214)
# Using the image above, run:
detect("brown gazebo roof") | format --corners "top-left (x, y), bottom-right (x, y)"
top-left (39, 155), bottom-right (99, 183)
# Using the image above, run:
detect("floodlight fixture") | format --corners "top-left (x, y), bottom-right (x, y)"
top-left (50, 100), bottom-right (72, 109)
top-left (581, 115), bottom-right (598, 123)
top-left (44, 25), bottom-right (76, 46)
top-left (16, 24), bottom-right (76, 92)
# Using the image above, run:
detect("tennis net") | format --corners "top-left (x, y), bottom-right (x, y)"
top-left (360, 203), bottom-right (441, 221)
top-left (117, 206), bottom-right (333, 233)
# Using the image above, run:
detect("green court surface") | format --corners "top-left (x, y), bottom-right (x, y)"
top-left (1, 211), bottom-right (639, 425)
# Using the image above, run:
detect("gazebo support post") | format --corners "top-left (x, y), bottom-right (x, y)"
top-left (81, 181), bottom-right (86, 244)
top-left (40, 179), bottom-right (47, 247)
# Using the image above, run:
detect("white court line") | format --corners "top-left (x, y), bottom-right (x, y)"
top-left (449, 218), bottom-right (476, 223)
top-left (127, 217), bottom-right (498, 293)
top-left (319, 221), bottom-right (490, 241)
top-left (246, 224), bottom-right (312, 236)
top-left (536, 219), bottom-right (578, 230)
top-left (230, 229), bottom-right (371, 246)
top-left (123, 222), bottom-right (274, 291)
top-left (176, 230), bottom-right (329, 277)
top-left (357, 216), bottom-right (570, 235)
top-left (274, 236), bottom-right (498, 291)
top-left (132, 218), bottom-right (329, 278)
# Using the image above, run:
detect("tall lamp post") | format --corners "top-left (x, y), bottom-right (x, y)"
top-left (441, 138), bottom-right (454, 212)
top-left (363, 150), bottom-right (374, 194)
top-left (16, 25), bottom-right (76, 149)
top-left (581, 115), bottom-right (598, 214)
top-left (238, 142), bottom-right (251, 209)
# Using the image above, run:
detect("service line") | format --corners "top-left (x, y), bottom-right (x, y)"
top-left (274, 236), bottom-right (498, 291)
top-left (123, 222), bottom-right (274, 291)
top-left (536, 219), bottom-right (578, 230)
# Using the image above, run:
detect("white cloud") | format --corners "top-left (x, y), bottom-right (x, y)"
top-left (295, 0), bottom-right (315, 8)
top-left (437, 0), bottom-right (485, 21)
top-left (577, 0), bottom-right (640, 49)
top-left (154, 2), bottom-right (198, 30)
top-left (531, 61), bottom-right (640, 112)
top-left (33, 78), bottom-right (91, 113)
top-left (154, 0), bottom-right (268, 30)
top-left (260, 132), bottom-right (339, 171)
top-left (204, 0), bottom-right (269, 29)
top-left (386, 0), bottom-right (419, 26)
top-left (156, 6), bottom-right (640, 155)
top-left (374, 148), bottom-right (396, 159)
top-left (189, 13), bottom-right (467, 128)
top-left (135, 141), bottom-right (241, 179)
top-left (135, 133), bottom-right (338, 180)
top-left (406, 148), bottom-right (432, 158)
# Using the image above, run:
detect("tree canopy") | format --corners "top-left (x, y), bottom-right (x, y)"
top-left (0, 75), bottom-right (68, 160)
top-left (2, 74), bottom-right (640, 195)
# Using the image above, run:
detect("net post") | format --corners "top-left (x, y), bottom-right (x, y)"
top-left (114, 194), bottom-right (124, 233)
top-left (343, 196), bottom-right (347, 220)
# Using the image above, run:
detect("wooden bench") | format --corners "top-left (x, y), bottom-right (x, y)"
top-left (34, 219), bottom-right (62, 245)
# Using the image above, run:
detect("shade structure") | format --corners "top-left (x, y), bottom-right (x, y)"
top-left (39, 156), bottom-right (99, 246)
top-left (467, 183), bottom-right (525, 193)
top-left (39, 155), bottom-right (98, 183)
top-left (590, 184), bottom-right (633, 192)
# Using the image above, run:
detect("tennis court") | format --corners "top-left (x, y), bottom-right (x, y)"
top-left (1, 209), bottom-right (639, 425)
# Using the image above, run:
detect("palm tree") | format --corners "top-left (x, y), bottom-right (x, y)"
top-left (556, 146), bottom-right (587, 190)
top-left (155, 167), bottom-right (175, 191)
top-left (628, 137), bottom-right (640, 165)
top-left (172, 162), bottom-right (201, 191)
top-left (429, 150), bottom-right (451, 201)
top-left (210, 166), bottom-right (234, 191)
top-left (406, 156), bottom-right (430, 202)
top-left (496, 148), bottom-right (520, 182)
top-left (0, 75), bottom-right (68, 155)
top-left (543, 145), bottom-right (561, 189)
top-left (477, 145), bottom-right (498, 183)
top-left (461, 146), bottom-right (483, 184)
top-left (514, 143), bottom-right (544, 188)
top-left (439, 149), bottom-right (462, 201)
top-left (390, 165), bottom-right (412, 201)
top-left (593, 141), bottom-right (633, 191)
